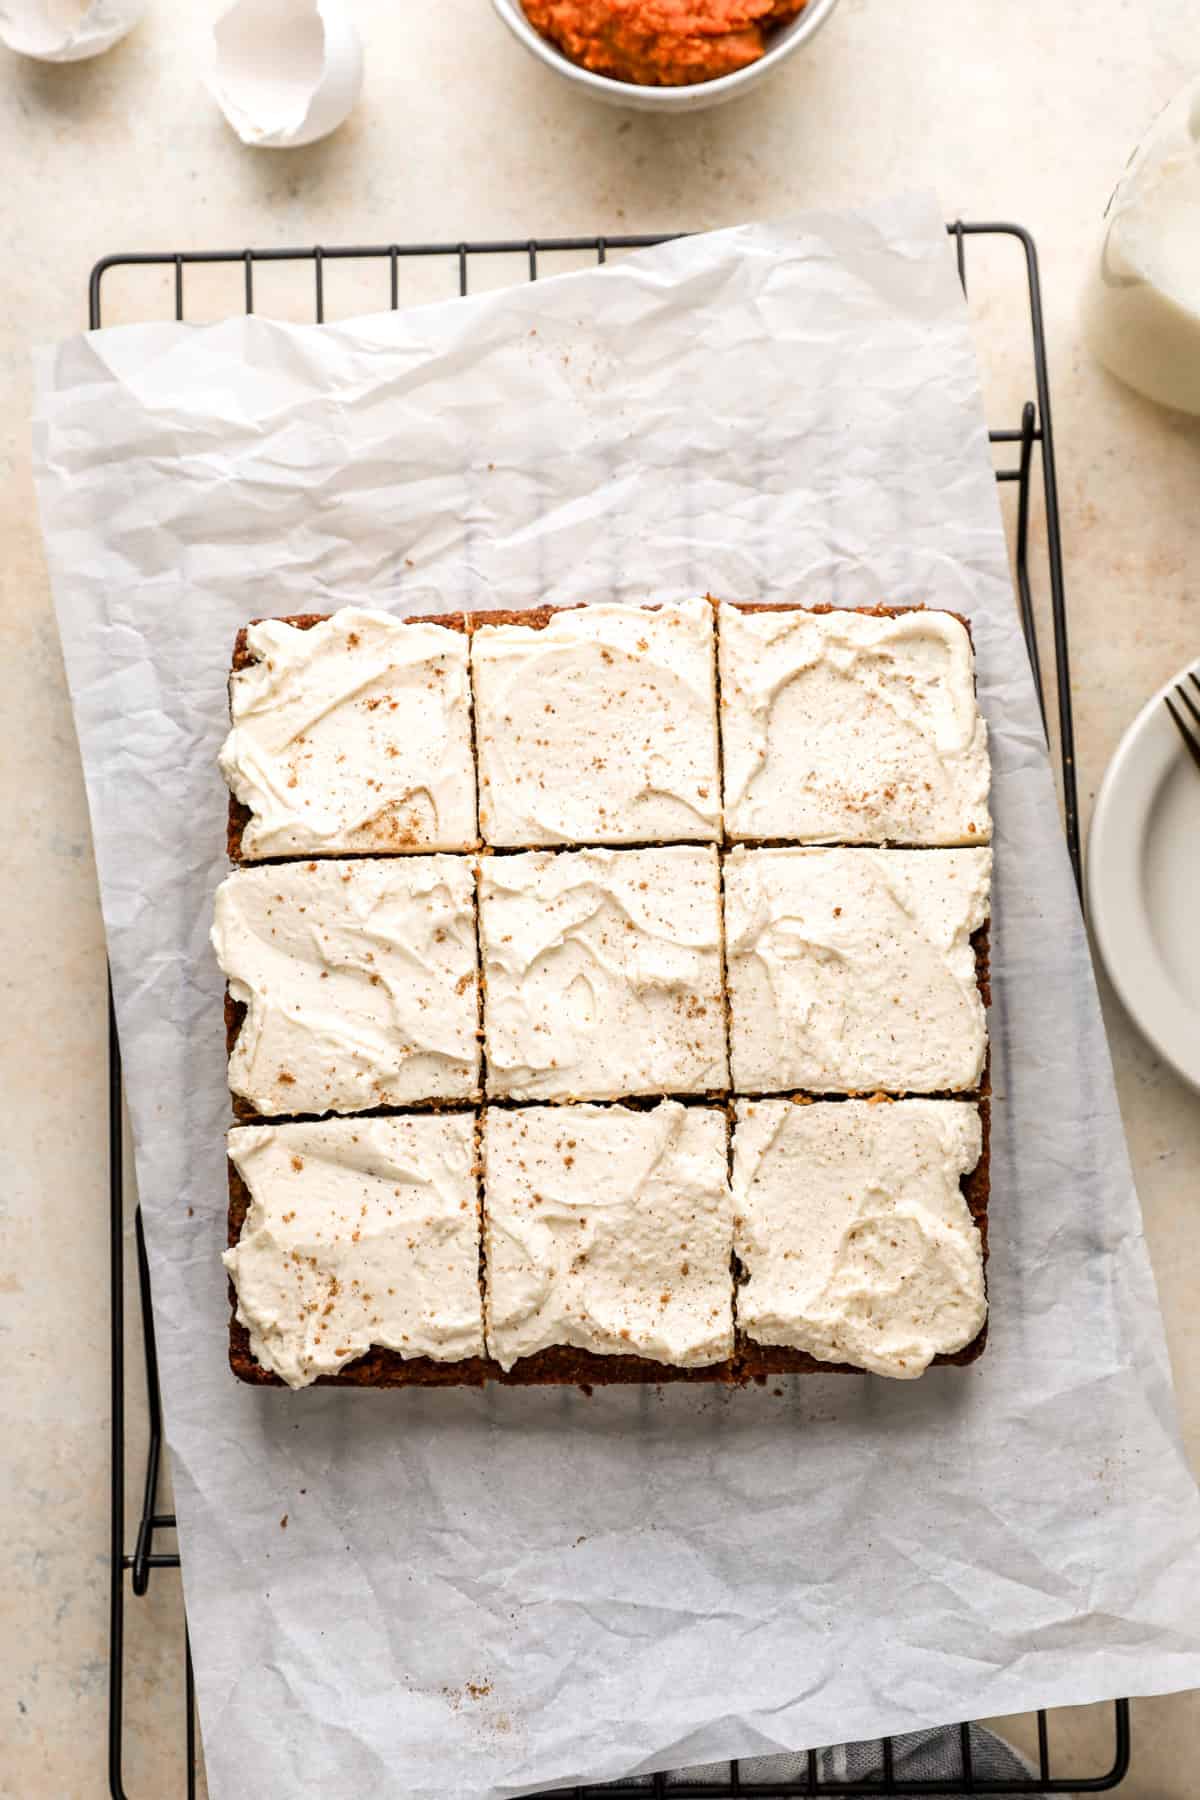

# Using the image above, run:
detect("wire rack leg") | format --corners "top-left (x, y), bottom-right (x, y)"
top-left (108, 976), bottom-right (128, 1799)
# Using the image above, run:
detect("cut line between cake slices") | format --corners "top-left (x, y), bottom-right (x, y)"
top-left (218, 598), bottom-right (993, 1389)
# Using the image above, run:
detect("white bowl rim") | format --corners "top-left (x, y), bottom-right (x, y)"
top-left (491, 0), bottom-right (842, 105)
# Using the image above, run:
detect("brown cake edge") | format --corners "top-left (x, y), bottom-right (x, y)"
top-left (225, 1157), bottom-right (738, 1389)
top-left (975, 917), bottom-right (991, 1011)
top-left (224, 991), bottom-right (258, 1123)
top-left (226, 600), bottom-right (965, 673)
top-left (716, 596), bottom-right (974, 642)
top-left (471, 597), bottom-right (960, 628)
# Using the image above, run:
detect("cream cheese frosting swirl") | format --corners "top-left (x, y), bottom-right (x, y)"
top-left (733, 1098), bottom-right (986, 1378)
top-left (219, 608), bottom-right (477, 859)
top-left (484, 1101), bottom-right (733, 1371)
top-left (213, 856), bottom-right (480, 1117)
top-left (725, 846), bottom-right (990, 1094)
top-left (479, 845), bottom-right (728, 1100)
top-left (225, 1114), bottom-right (484, 1389)
top-left (719, 605), bottom-right (991, 845)
top-left (471, 599), bottom-right (722, 846)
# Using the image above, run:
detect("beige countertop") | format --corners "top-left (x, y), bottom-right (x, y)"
top-left (3, 3), bottom-right (1199, 1795)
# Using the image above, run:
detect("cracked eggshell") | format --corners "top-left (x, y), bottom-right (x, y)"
top-left (0, 0), bottom-right (146, 61)
top-left (210, 0), bottom-right (363, 148)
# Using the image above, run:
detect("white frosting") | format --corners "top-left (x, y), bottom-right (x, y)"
top-left (219, 608), bottom-right (477, 859)
top-left (225, 1114), bottom-right (483, 1388)
top-left (718, 605), bottom-right (991, 845)
top-left (212, 857), bottom-right (480, 1117)
top-left (479, 846), bottom-right (727, 1100)
top-left (471, 600), bottom-right (721, 846)
top-left (733, 1099), bottom-right (986, 1377)
top-left (726, 847), bottom-right (990, 1094)
top-left (484, 1101), bottom-right (733, 1371)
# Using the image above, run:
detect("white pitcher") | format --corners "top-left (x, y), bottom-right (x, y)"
top-left (1082, 78), bottom-right (1200, 415)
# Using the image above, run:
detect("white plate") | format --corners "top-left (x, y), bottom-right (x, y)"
top-left (1087, 658), bottom-right (1200, 1089)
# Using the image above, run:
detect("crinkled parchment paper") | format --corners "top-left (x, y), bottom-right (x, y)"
top-left (31, 192), bottom-right (1200, 1800)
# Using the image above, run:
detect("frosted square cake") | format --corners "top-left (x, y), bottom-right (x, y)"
top-left (221, 609), bottom-right (477, 860)
top-left (225, 1114), bottom-right (484, 1389)
top-left (724, 846), bottom-right (991, 1095)
top-left (219, 597), bottom-right (996, 1391)
top-left (483, 1101), bottom-right (734, 1372)
top-left (213, 856), bottom-right (480, 1119)
top-left (478, 845), bottom-right (727, 1101)
top-left (732, 1098), bottom-right (988, 1378)
top-left (718, 603), bottom-right (991, 845)
top-left (471, 600), bottom-right (721, 846)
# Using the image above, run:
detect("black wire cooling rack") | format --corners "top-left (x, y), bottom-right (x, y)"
top-left (95, 223), bottom-right (1131, 1799)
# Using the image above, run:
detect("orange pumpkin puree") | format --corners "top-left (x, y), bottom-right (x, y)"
top-left (522, 0), bottom-right (808, 87)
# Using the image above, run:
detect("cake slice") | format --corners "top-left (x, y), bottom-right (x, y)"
top-left (214, 855), bottom-right (480, 1119)
top-left (222, 608), bottom-right (477, 860)
top-left (724, 846), bottom-right (991, 1095)
top-left (478, 844), bottom-right (727, 1101)
top-left (717, 602), bottom-right (991, 845)
top-left (471, 599), bottom-right (721, 846)
top-left (225, 1113), bottom-right (485, 1389)
top-left (483, 1101), bottom-right (734, 1372)
top-left (732, 1097), bottom-right (988, 1378)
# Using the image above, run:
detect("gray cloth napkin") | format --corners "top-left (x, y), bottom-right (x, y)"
top-left (598, 1724), bottom-right (1057, 1796)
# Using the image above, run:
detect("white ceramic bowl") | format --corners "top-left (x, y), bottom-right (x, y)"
top-left (491, 0), bottom-right (842, 112)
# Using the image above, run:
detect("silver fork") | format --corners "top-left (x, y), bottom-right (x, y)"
top-left (1164, 671), bottom-right (1200, 774)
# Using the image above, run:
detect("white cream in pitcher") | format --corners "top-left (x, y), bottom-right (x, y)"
top-left (1083, 79), bottom-right (1200, 415)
